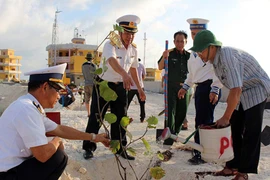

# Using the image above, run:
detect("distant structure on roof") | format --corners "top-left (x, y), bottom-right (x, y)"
top-left (51, 10), bottom-right (62, 66)
top-left (46, 28), bottom-right (102, 86)
top-left (0, 49), bottom-right (22, 83)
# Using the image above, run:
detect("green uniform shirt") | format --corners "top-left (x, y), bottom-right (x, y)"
top-left (158, 48), bottom-right (190, 83)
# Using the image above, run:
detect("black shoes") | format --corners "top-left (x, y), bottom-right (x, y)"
top-left (116, 149), bottom-right (135, 160)
top-left (163, 138), bottom-right (174, 146)
top-left (188, 154), bottom-right (205, 165)
top-left (83, 150), bottom-right (93, 160)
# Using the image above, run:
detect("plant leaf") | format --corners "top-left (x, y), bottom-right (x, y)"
top-left (142, 138), bottom-right (151, 152)
top-left (110, 140), bottom-right (120, 154)
top-left (157, 153), bottom-right (164, 160)
top-left (104, 113), bottom-right (117, 124)
top-left (125, 129), bottom-right (132, 141)
top-left (146, 116), bottom-right (158, 126)
top-left (147, 125), bottom-right (156, 129)
top-left (150, 167), bottom-right (166, 180)
top-left (95, 68), bottom-right (103, 75)
top-left (120, 116), bottom-right (130, 127)
top-left (113, 24), bottom-right (124, 32)
top-left (98, 81), bottom-right (118, 101)
top-left (126, 147), bottom-right (136, 156)
top-left (103, 65), bottom-right (108, 73)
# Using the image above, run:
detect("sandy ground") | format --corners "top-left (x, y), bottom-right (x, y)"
top-left (1, 84), bottom-right (270, 180)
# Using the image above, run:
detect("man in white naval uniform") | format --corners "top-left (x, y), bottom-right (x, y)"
top-left (0, 63), bottom-right (109, 180)
top-left (178, 18), bottom-right (223, 165)
top-left (83, 15), bottom-right (146, 160)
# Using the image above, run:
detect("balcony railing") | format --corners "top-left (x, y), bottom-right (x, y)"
top-left (0, 62), bottom-right (22, 66)
top-left (0, 70), bottom-right (22, 74)
top-left (50, 56), bottom-right (71, 63)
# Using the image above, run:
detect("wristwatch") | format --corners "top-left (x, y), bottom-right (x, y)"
top-left (91, 133), bottom-right (96, 142)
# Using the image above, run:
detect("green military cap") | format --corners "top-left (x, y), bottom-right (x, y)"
top-left (190, 30), bottom-right (222, 52)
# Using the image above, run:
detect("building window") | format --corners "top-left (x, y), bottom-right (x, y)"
top-left (59, 52), bottom-right (63, 57)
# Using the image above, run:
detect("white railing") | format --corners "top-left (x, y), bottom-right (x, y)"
top-left (0, 62), bottom-right (22, 66)
top-left (56, 56), bottom-right (70, 63)
top-left (3, 70), bottom-right (21, 74)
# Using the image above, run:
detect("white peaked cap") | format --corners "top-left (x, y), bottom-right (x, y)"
top-left (25, 63), bottom-right (67, 89)
top-left (187, 18), bottom-right (209, 30)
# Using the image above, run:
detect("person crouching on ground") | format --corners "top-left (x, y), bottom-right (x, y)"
top-left (0, 63), bottom-right (110, 180)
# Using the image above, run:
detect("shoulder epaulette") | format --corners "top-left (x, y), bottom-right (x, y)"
top-left (109, 32), bottom-right (122, 48)
top-left (32, 101), bottom-right (43, 114)
top-left (192, 52), bottom-right (197, 58)
top-left (168, 48), bottom-right (174, 52)
top-left (110, 41), bottom-right (116, 46)
top-left (132, 43), bottom-right (137, 48)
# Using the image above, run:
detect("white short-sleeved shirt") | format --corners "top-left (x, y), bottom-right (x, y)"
top-left (98, 40), bottom-right (138, 82)
top-left (186, 52), bottom-right (214, 83)
top-left (0, 94), bottom-right (57, 172)
top-left (130, 63), bottom-right (146, 89)
top-left (183, 51), bottom-right (223, 94)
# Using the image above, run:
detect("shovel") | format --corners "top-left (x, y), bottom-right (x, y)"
top-left (261, 125), bottom-right (270, 146)
top-left (156, 40), bottom-right (171, 144)
top-left (158, 109), bottom-right (165, 116)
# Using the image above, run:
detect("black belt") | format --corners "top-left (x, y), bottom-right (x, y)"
top-left (195, 79), bottom-right (212, 85)
top-left (96, 76), bottom-right (123, 85)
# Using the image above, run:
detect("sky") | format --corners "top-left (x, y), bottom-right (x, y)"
top-left (0, 0), bottom-right (270, 80)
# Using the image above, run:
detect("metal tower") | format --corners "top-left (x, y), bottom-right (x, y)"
top-left (143, 32), bottom-right (147, 66)
top-left (51, 10), bottom-right (61, 66)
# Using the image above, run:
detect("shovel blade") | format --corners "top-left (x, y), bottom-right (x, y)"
top-left (261, 125), bottom-right (270, 146)
top-left (158, 109), bottom-right (165, 116)
top-left (156, 129), bottom-right (164, 141)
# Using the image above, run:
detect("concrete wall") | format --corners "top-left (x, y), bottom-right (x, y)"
top-left (143, 81), bottom-right (229, 102)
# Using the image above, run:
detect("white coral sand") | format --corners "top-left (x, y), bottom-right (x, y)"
top-left (1, 84), bottom-right (270, 180)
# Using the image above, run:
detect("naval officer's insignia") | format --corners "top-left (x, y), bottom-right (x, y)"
top-left (32, 101), bottom-right (43, 114)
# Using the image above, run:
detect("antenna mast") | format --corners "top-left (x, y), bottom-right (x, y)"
top-left (51, 9), bottom-right (62, 66)
top-left (143, 32), bottom-right (147, 66)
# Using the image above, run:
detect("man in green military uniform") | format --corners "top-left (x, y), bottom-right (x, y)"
top-left (158, 30), bottom-right (190, 145)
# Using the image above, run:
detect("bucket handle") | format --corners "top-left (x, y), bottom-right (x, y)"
top-left (182, 129), bottom-right (198, 144)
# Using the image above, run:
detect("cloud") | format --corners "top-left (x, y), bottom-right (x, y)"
top-left (1, 0), bottom-right (268, 80)
top-left (61, 0), bottom-right (94, 10)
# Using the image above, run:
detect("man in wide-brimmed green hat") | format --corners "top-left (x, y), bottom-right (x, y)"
top-left (190, 29), bottom-right (270, 180)
top-left (189, 30), bottom-right (222, 63)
